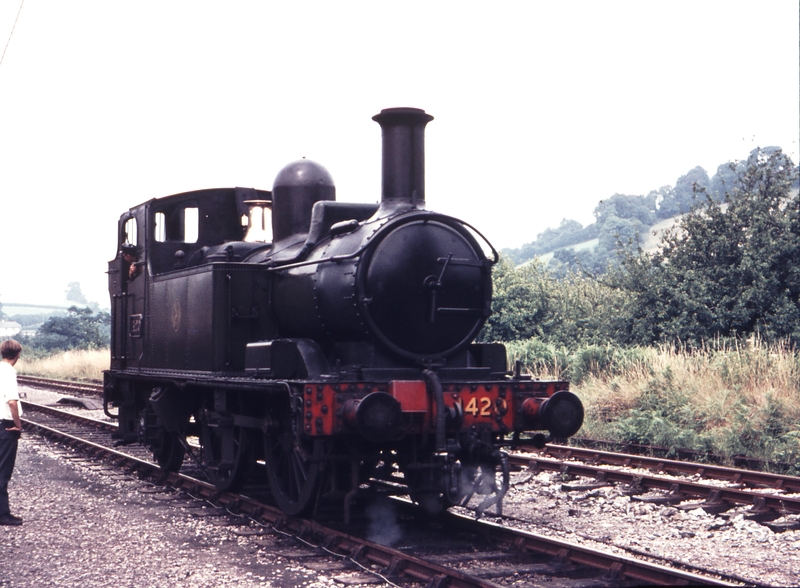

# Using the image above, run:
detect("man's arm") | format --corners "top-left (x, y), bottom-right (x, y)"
top-left (6, 400), bottom-right (21, 431)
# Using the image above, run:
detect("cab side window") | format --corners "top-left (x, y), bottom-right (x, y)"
top-left (124, 217), bottom-right (137, 247)
top-left (154, 207), bottom-right (198, 243)
top-left (150, 204), bottom-right (200, 274)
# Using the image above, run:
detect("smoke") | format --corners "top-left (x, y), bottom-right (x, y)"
top-left (365, 498), bottom-right (402, 547)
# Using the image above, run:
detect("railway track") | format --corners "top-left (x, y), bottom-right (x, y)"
top-left (511, 444), bottom-right (800, 528)
top-left (19, 398), bottom-right (745, 587)
top-left (521, 443), bottom-right (800, 492)
top-left (569, 438), bottom-right (795, 474)
top-left (18, 374), bottom-right (103, 397)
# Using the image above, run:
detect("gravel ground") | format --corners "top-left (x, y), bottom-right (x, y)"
top-left (462, 468), bottom-right (800, 587)
top-left (0, 436), bottom-right (366, 588)
top-left (3, 387), bottom-right (375, 588)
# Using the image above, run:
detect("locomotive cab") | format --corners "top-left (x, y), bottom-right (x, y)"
top-left (108, 187), bottom-right (274, 373)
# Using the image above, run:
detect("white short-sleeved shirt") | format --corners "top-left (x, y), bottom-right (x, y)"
top-left (0, 361), bottom-right (22, 421)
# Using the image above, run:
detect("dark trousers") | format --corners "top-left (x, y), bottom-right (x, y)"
top-left (0, 421), bottom-right (19, 517)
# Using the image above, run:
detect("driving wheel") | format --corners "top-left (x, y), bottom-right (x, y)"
top-left (152, 427), bottom-right (185, 472)
top-left (264, 407), bottom-right (323, 516)
top-left (199, 414), bottom-right (251, 492)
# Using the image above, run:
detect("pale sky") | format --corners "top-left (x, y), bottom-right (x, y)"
top-left (0, 1), bottom-right (797, 309)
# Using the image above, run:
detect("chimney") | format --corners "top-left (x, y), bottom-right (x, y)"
top-left (372, 107), bottom-right (433, 206)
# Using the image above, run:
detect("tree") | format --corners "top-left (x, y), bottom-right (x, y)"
top-left (674, 166), bottom-right (710, 211)
top-left (650, 185), bottom-right (678, 219)
top-left (34, 306), bottom-right (110, 352)
top-left (501, 219), bottom-right (597, 265)
top-left (538, 271), bottom-right (632, 348)
top-left (618, 148), bottom-right (799, 346)
top-left (480, 256), bottom-right (633, 348)
top-left (65, 282), bottom-right (88, 304)
top-left (594, 193), bottom-right (656, 227)
top-left (532, 219), bottom-right (589, 252)
top-left (479, 258), bottom-right (550, 342)
top-left (708, 148), bottom-right (787, 202)
top-left (550, 247), bottom-right (609, 278)
top-left (709, 161), bottom-right (744, 202)
top-left (597, 216), bottom-right (643, 251)
top-left (655, 166), bottom-right (710, 219)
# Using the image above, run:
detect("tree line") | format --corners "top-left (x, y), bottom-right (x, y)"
top-left (0, 282), bottom-right (108, 355)
top-left (482, 148), bottom-right (800, 348)
top-left (0, 307), bottom-right (110, 357)
top-left (502, 147), bottom-right (799, 279)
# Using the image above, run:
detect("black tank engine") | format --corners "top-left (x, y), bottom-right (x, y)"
top-left (104, 108), bottom-right (583, 518)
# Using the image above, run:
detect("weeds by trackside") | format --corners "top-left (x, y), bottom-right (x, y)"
top-left (509, 338), bottom-right (800, 473)
top-left (16, 348), bottom-right (109, 382)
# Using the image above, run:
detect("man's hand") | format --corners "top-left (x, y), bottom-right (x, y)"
top-left (6, 400), bottom-right (22, 432)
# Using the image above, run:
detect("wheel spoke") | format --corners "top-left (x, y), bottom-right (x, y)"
top-left (200, 419), bottom-right (250, 492)
top-left (291, 452), bottom-right (308, 490)
top-left (264, 409), bottom-right (321, 516)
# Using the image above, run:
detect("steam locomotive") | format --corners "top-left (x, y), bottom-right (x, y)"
top-left (103, 107), bottom-right (583, 518)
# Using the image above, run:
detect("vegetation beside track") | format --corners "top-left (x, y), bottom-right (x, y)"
top-left (16, 348), bottom-right (108, 382)
top-left (510, 337), bottom-right (800, 473)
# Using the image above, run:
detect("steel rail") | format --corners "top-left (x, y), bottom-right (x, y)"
top-left (441, 511), bottom-right (739, 587)
top-left (21, 400), bottom-right (116, 430)
top-left (510, 452), bottom-right (800, 516)
top-left (524, 443), bottom-right (800, 492)
top-left (568, 437), bottom-right (792, 473)
top-left (18, 375), bottom-right (102, 396)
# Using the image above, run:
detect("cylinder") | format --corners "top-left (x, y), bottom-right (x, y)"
top-left (372, 107), bottom-right (434, 205)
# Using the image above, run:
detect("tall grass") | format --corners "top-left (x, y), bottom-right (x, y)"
top-left (16, 348), bottom-right (109, 382)
top-left (510, 338), bottom-right (800, 472)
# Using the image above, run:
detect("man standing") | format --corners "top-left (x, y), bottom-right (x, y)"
top-left (0, 339), bottom-right (23, 526)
